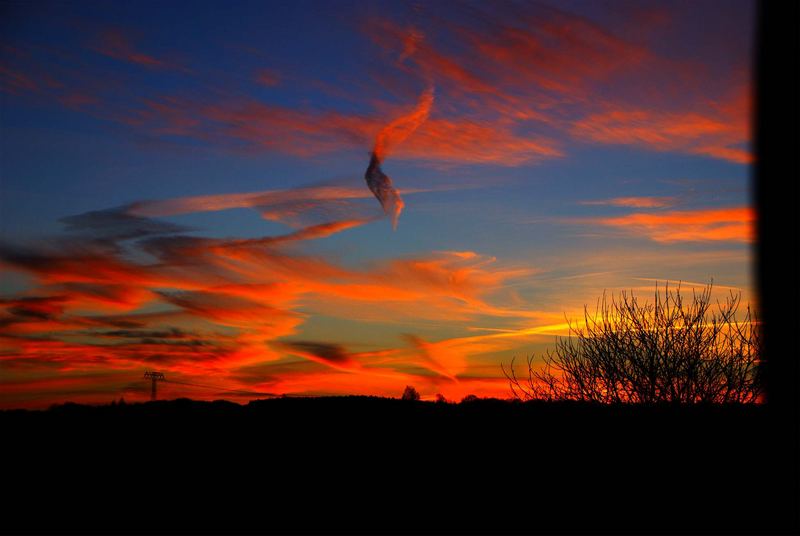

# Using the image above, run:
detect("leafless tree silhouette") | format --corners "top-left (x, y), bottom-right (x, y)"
top-left (503, 282), bottom-right (762, 403)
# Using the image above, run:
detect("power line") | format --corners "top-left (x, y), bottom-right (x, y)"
top-left (126, 372), bottom-right (284, 400)
top-left (143, 371), bottom-right (165, 401)
top-left (163, 378), bottom-right (278, 398)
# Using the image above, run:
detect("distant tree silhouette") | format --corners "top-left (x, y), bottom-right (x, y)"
top-left (503, 282), bottom-right (762, 403)
top-left (435, 393), bottom-right (448, 403)
top-left (461, 394), bottom-right (479, 403)
top-left (401, 386), bottom-right (420, 401)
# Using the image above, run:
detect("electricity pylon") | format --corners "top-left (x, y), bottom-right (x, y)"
top-left (144, 371), bottom-right (166, 401)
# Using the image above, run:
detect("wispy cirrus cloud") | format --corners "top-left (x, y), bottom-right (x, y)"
top-left (2, 3), bottom-right (751, 168)
top-left (576, 206), bottom-right (755, 243)
top-left (365, 4), bottom-right (752, 165)
top-left (1, 185), bottom-right (538, 404)
top-left (0, 65), bottom-right (39, 94)
top-left (110, 92), bottom-right (562, 166)
top-left (579, 196), bottom-right (677, 208)
top-left (0, 3), bottom-right (755, 407)
top-left (90, 29), bottom-right (168, 69)
top-left (366, 88), bottom-right (434, 228)
top-left (570, 97), bottom-right (751, 164)
top-left (130, 184), bottom-right (375, 223)
top-left (255, 68), bottom-right (281, 87)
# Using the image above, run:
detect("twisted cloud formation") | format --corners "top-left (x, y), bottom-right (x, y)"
top-left (365, 88), bottom-right (434, 229)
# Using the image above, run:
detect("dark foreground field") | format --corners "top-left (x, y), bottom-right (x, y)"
top-left (2, 397), bottom-right (797, 534)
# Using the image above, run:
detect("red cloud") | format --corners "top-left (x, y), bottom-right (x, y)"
top-left (365, 8), bottom-right (651, 112)
top-left (1, 198), bottom-right (539, 407)
top-left (0, 65), bottom-right (39, 94)
top-left (400, 117), bottom-right (562, 165)
top-left (373, 87), bottom-right (433, 162)
top-left (365, 6), bottom-right (751, 165)
top-left (571, 99), bottom-right (751, 164)
top-left (104, 85), bottom-right (565, 166)
top-left (2, 4), bottom-right (751, 169)
top-left (92, 29), bottom-right (167, 68)
top-left (255, 69), bottom-right (281, 87)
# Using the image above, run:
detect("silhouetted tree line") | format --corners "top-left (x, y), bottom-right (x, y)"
top-left (503, 283), bottom-right (762, 403)
top-left (401, 385), bottom-right (420, 400)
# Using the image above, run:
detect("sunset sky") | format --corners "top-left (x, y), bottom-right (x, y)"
top-left (0, 0), bottom-right (755, 407)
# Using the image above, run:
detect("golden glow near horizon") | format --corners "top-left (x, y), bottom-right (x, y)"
top-left (0, 1), bottom-right (755, 407)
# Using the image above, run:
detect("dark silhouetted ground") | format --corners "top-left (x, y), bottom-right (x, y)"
top-left (2, 397), bottom-right (796, 534)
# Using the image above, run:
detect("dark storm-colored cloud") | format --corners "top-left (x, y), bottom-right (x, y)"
top-left (0, 241), bottom-right (168, 300)
top-left (136, 338), bottom-right (211, 347)
top-left (276, 341), bottom-right (356, 368)
top-left (56, 283), bottom-right (152, 307)
top-left (0, 243), bottom-right (58, 272)
top-left (0, 296), bottom-right (69, 322)
top-left (60, 206), bottom-right (189, 242)
top-left (97, 327), bottom-right (189, 339)
top-left (364, 88), bottom-right (433, 229)
top-left (138, 235), bottom-right (215, 262)
top-left (364, 153), bottom-right (404, 230)
top-left (232, 359), bottom-right (326, 386)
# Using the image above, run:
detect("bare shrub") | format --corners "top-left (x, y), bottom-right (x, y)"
top-left (502, 282), bottom-right (762, 403)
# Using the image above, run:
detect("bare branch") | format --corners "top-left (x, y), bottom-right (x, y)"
top-left (502, 281), bottom-right (762, 404)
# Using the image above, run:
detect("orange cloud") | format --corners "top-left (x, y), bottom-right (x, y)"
top-left (130, 184), bottom-right (375, 225)
top-left (128, 181), bottom-right (479, 231)
top-left (0, 248), bottom-right (162, 287)
top-left (580, 197), bottom-right (676, 208)
top-left (584, 206), bottom-right (755, 243)
top-left (364, 8), bottom-right (653, 113)
top-left (571, 97), bottom-right (751, 164)
top-left (1, 200), bottom-right (544, 407)
top-left (293, 251), bottom-right (535, 324)
top-left (273, 341), bottom-right (362, 372)
top-left (400, 117), bottom-right (562, 165)
top-left (208, 219), bottom-right (376, 253)
top-left (108, 78), bottom-right (561, 166)
top-left (405, 334), bottom-right (460, 381)
top-left (2, 4), bottom-right (751, 170)
top-left (373, 87), bottom-right (434, 162)
top-left (365, 88), bottom-right (435, 229)
top-left (461, 12), bottom-right (650, 100)
top-left (366, 9), bottom-right (751, 165)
